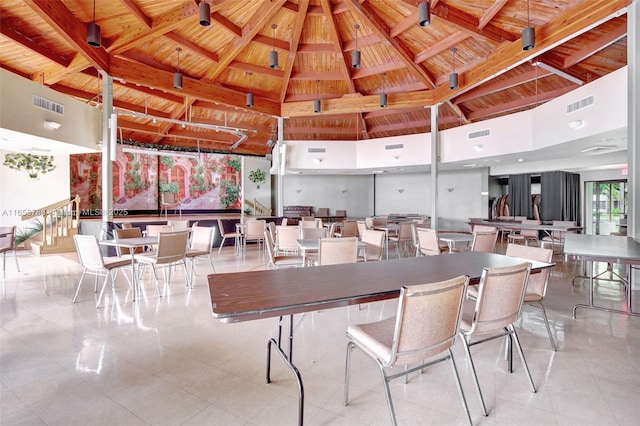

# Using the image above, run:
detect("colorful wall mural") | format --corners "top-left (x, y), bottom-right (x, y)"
top-left (70, 146), bottom-right (242, 212)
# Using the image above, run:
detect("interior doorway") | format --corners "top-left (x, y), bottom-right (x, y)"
top-left (584, 180), bottom-right (627, 235)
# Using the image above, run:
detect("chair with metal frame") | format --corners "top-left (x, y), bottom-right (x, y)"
top-left (508, 219), bottom-right (540, 246)
top-left (357, 229), bottom-right (385, 262)
top-left (458, 262), bottom-right (535, 417)
top-left (275, 225), bottom-right (300, 254)
top-left (185, 225), bottom-right (216, 287)
top-left (217, 218), bottom-right (242, 254)
top-left (388, 221), bottom-right (415, 257)
top-left (344, 275), bottom-right (472, 426)
top-left (415, 227), bottom-right (445, 256)
top-left (159, 192), bottom-right (183, 219)
top-left (317, 237), bottom-right (358, 265)
top-left (0, 226), bottom-right (20, 278)
top-left (264, 229), bottom-right (304, 268)
top-left (135, 230), bottom-right (191, 295)
top-left (72, 234), bottom-right (132, 308)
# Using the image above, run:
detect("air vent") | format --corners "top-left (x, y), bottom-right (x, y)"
top-left (567, 95), bottom-right (594, 114)
top-left (307, 147), bottom-right (326, 153)
top-left (384, 143), bottom-right (404, 150)
top-left (33, 95), bottom-right (64, 115)
top-left (468, 129), bottom-right (490, 140)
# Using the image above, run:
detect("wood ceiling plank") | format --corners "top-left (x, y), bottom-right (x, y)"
top-left (342, 34), bottom-right (381, 51)
top-left (414, 32), bottom-right (469, 64)
top-left (467, 86), bottom-right (577, 120)
top-left (445, 100), bottom-right (469, 124)
top-left (118, 50), bottom-right (174, 73)
top-left (363, 106), bottom-right (425, 119)
top-left (320, 0), bottom-right (356, 93)
top-left (228, 60), bottom-right (284, 78)
top-left (254, 34), bottom-right (290, 52)
top-left (452, 68), bottom-right (551, 104)
top-left (164, 32), bottom-right (219, 63)
top-left (290, 71), bottom-right (345, 80)
top-left (282, 1), bottom-right (299, 13)
top-left (368, 118), bottom-right (430, 134)
top-left (431, 0), bottom-right (630, 106)
top-left (0, 23), bottom-right (70, 67)
top-left (1, 63), bottom-right (30, 79)
top-left (110, 57), bottom-right (280, 116)
top-left (108, 1), bottom-right (200, 55)
top-left (285, 126), bottom-right (355, 135)
top-left (345, 0), bottom-right (437, 89)
top-left (280, 0), bottom-right (310, 103)
top-left (117, 118), bottom-right (159, 134)
top-left (26, 0), bottom-right (110, 72)
top-left (204, 0), bottom-right (286, 81)
top-left (119, 0), bottom-right (152, 28)
top-left (478, 0), bottom-right (509, 30)
top-left (32, 54), bottom-right (90, 85)
top-left (390, 13), bottom-right (415, 38)
top-left (297, 43), bottom-right (336, 53)
top-left (351, 61), bottom-right (405, 79)
top-left (563, 18), bottom-right (627, 68)
top-left (431, 3), bottom-right (517, 44)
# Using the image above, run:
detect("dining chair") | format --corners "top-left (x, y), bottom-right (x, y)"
top-left (357, 229), bottom-right (385, 262)
top-left (316, 207), bottom-right (329, 216)
top-left (159, 192), bottom-right (183, 219)
top-left (275, 225), bottom-right (300, 254)
top-left (364, 217), bottom-right (374, 229)
top-left (458, 262), bottom-right (535, 417)
top-left (168, 219), bottom-right (190, 231)
top-left (264, 230), bottom-right (304, 268)
top-left (356, 220), bottom-right (366, 238)
top-left (415, 227), bottom-right (445, 256)
top-left (145, 224), bottom-right (173, 237)
top-left (345, 275), bottom-right (472, 426)
top-left (0, 226), bottom-right (20, 278)
top-left (267, 221), bottom-right (276, 243)
top-left (505, 243), bottom-right (556, 351)
top-left (280, 217), bottom-right (288, 226)
top-left (185, 225), bottom-right (216, 287)
top-left (508, 219), bottom-right (540, 246)
top-left (470, 228), bottom-right (499, 253)
top-left (136, 230), bottom-right (191, 294)
top-left (318, 237), bottom-right (358, 265)
top-left (299, 220), bottom-right (321, 229)
top-left (335, 209), bottom-right (347, 218)
top-left (243, 220), bottom-right (267, 252)
top-left (327, 222), bottom-right (336, 238)
top-left (336, 220), bottom-right (358, 238)
top-left (217, 218), bottom-right (242, 254)
top-left (541, 220), bottom-right (576, 251)
top-left (300, 227), bottom-right (326, 240)
top-left (388, 222), bottom-right (414, 257)
top-left (113, 227), bottom-right (144, 256)
top-left (73, 234), bottom-right (132, 308)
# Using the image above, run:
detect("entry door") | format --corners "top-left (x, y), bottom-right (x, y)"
top-left (585, 180), bottom-right (627, 235)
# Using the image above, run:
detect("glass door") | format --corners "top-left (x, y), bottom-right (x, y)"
top-left (586, 180), bottom-right (627, 235)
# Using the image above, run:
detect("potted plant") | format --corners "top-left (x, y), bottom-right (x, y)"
top-left (248, 168), bottom-right (266, 189)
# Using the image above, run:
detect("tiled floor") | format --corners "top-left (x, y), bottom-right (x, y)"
top-left (1, 241), bottom-right (639, 425)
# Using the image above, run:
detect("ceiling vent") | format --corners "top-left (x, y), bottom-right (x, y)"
top-left (384, 143), bottom-right (404, 150)
top-left (567, 95), bottom-right (594, 114)
top-left (33, 95), bottom-right (64, 115)
top-left (307, 147), bottom-right (326, 153)
top-left (468, 129), bottom-right (490, 140)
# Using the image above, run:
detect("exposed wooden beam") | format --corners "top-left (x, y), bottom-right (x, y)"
top-left (117, 118), bottom-right (160, 134)
top-left (0, 24), bottom-right (70, 67)
top-left (363, 106), bottom-right (425, 119)
top-left (297, 43), bottom-right (336, 53)
top-left (32, 55), bottom-right (91, 85)
top-left (452, 67), bottom-right (551, 104)
top-left (342, 34), bottom-right (381, 51)
top-left (563, 16), bottom-right (627, 68)
top-left (211, 12), bottom-right (242, 38)
top-left (467, 86), bottom-right (576, 120)
top-left (253, 34), bottom-right (291, 52)
top-left (320, 0), bottom-right (356, 93)
top-left (478, 0), bottom-right (509, 30)
top-left (431, 3), bottom-right (517, 44)
top-left (368, 119), bottom-right (430, 134)
top-left (193, 117), bottom-right (274, 134)
top-left (119, 0), bottom-right (152, 28)
top-left (284, 126), bottom-right (355, 135)
top-left (414, 32), bottom-right (469, 64)
top-left (445, 100), bottom-right (469, 124)
top-left (282, 90), bottom-right (433, 117)
top-left (228, 60), bottom-right (284, 78)
top-left (282, 1), bottom-right (299, 13)
top-left (280, 0), bottom-right (310, 103)
top-left (204, 0), bottom-right (286, 81)
top-left (1, 63), bottom-right (31, 79)
top-left (290, 71), bottom-right (344, 80)
top-left (115, 81), bottom-right (184, 104)
top-left (110, 57), bottom-right (280, 116)
top-left (118, 50), bottom-right (175, 73)
top-left (26, 0), bottom-right (110, 72)
top-left (164, 32), bottom-right (219, 63)
top-left (389, 13), bottom-right (415, 38)
top-left (351, 61), bottom-right (406, 79)
top-left (345, 0), bottom-right (437, 89)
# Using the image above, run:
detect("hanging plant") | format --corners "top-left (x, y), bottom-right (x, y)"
top-left (3, 153), bottom-right (56, 179)
top-left (248, 168), bottom-right (266, 189)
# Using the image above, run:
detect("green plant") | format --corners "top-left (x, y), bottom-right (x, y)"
top-left (227, 157), bottom-right (241, 172)
top-left (243, 207), bottom-right (253, 215)
top-left (14, 219), bottom-right (44, 246)
top-left (159, 182), bottom-right (179, 194)
top-left (160, 156), bottom-right (175, 168)
top-left (3, 153), bottom-right (56, 179)
top-left (221, 179), bottom-right (240, 208)
top-left (248, 168), bottom-right (266, 189)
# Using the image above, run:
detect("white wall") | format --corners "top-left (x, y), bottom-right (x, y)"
top-left (0, 149), bottom-right (70, 228)
top-left (242, 156), bottom-right (272, 213)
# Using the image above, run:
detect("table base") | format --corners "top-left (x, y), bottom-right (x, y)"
top-left (573, 262), bottom-right (639, 318)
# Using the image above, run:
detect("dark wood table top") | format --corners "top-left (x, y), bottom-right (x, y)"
top-left (208, 251), bottom-right (554, 323)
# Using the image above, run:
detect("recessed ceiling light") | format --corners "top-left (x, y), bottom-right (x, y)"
top-left (517, 158), bottom-right (524, 162)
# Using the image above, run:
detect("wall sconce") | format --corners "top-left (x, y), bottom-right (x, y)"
top-left (314, 158), bottom-right (323, 164)
top-left (568, 120), bottom-right (585, 129)
top-left (341, 189), bottom-right (348, 194)
top-left (296, 189), bottom-right (302, 193)
top-left (398, 189), bottom-right (404, 193)
top-left (43, 120), bottom-right (61, 130)
top-left (472, 144), bottom-right (484, 152)
top-left (447, 188), bottom-right (455, 192)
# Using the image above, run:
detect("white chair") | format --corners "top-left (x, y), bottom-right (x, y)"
top-left (185, 225), bottom-right (216, 286)
top-left (264, 229), bottom-right (303, 268)
top-left (136, 231), bottom-right (190, 294)
top-left (243, 220), bottom-right (266, 252)
top-left (415, 228), bottom-right (445, 256)
top-left (0, 226), bottom-right (20, 278)
top-left (508, 219), bottom-right (540, 246)
top-left (168, 220), bottom-right (190, 231)
top-left (73, 234), bottom-right (132, 308)
top-left (345, 275), bottom-right (472, 426)
top-left (458, 262), bottom-right (535, 416)
top-left (217, 218), bottom-right (242, 254)
top-left (160, 192), bottom-right (182, 219)
top-left (300, 227), bottom-right (326, 240)
top-left (357, 229), bottom-right (385, 262)
top-left (318, 237), bottom-right (358, 265)
top-left (275, 225), bottom-right (300, 254)
top-left (388, 222), bottom-right (414, 257)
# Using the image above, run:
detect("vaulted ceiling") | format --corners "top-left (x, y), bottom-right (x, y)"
top-left (0, 0), bottom-right (630, 156)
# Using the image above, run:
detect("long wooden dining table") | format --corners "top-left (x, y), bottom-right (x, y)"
top-left (208, 251), bottom-right (554, 425)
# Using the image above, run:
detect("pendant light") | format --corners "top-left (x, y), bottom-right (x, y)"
top-left (199, 1), bottom-right (211, 26)
top-left (522, 0), bottom-right (535, 50)
top-left (418, 2), bottom-right (430, 27)
top-left (246, 72), bottom-right (254, 107)
top-left (269, 24), bottom-right (279, 69)
top-left (173, 47), bottom-right (183, 90)
top-left (352, 24), bottom-right (361, 69)
top-left (380, 72), bottom-right (387, 108)
top-left (314, 80), bottom-right (321, 113)
top-left (449, 47), bottom-right (458, 90)
top-left (87, 0), bottom-right (101, 47)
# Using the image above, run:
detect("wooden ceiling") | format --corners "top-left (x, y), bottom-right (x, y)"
top-left (0, 0), bottom-right (630, 156)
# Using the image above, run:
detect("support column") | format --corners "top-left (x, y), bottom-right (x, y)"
top-left (627, 0), bottom-right (639, 290)
top-left (430, 104), bottom-right (440, 230)
top-left (276, 116), bottom-right (284, 217)
top-left (99, 72), bottom-right (114, 223)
